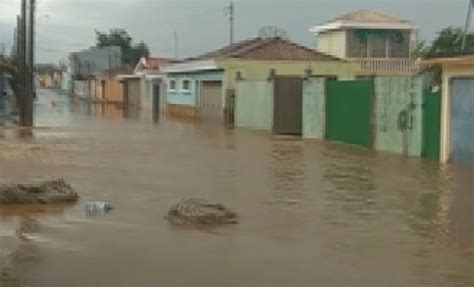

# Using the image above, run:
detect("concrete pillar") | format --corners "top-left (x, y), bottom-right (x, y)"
top-left (440, 66), bottom-right (451, 163)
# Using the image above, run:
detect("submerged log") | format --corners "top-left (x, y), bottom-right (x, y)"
top-left (166, 199), bottom-right (238, 225)
top-left (0, 179), bottom-right (79, 204)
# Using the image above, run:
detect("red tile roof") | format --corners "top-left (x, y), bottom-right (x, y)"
top-left (190, 37), bottom-right (341, 61)
top-left (146, 58), bottom-right (173, 70)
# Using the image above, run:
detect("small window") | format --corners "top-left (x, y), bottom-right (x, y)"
top-left (168, 79), bottom-right (177, 92)
top-left (181, 79), bottom-right (191, 93)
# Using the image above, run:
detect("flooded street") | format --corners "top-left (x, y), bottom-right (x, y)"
top-left (0, 89), bottom-right (473, 286)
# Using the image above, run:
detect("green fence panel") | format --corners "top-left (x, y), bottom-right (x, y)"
top-left (422, 89), bottom-right (441, 160)
top-left (326, 80), bottom-right (373, 148)
top-left (235, 80), bottom-right (273, 130)
top-left (374, 77), bottom-right (423, 156)
top-left (302, 78), bottom-right (326, 139)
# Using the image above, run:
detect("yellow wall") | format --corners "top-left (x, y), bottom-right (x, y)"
top-left (217, 59), bottom-right (359, 91)
top-left (316, 31), bottom-right (347, 59)
top-left (93, 78), bottom-right (124, 103)
top-left (440, 62), bottom-right (474, 163)
top-left (106, 79), bottom-right (123, 103)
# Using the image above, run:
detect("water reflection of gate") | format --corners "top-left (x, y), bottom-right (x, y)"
top-left (267, 141), bottom-right (306, 240)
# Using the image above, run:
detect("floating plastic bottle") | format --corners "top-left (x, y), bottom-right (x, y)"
top-left (85, 202), bottom-right (113, 215)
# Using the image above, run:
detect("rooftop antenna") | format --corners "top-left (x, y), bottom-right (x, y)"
top-left (258, 26), bottom-right (289, 40)
top-left (461, 0), bottom-right (473, 51)
top-left (224, 1), bottom-right (235, 44)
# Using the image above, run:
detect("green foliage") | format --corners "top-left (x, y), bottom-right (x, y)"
top-left (411, 40), bottom-right (428, 59)
top-left (426, 27), bottom-right (474, 56)
top-left (419, 27), bottom-right (474, 85)
top-left (0, 56), bottom-right (18, 96)
top-left (95, 29), bottom-right (150, 66)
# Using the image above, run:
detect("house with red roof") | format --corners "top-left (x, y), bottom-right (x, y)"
top-left (162, 36), bottom-right (359, 123)
top-left (117, 57), bottom-right (174, 112)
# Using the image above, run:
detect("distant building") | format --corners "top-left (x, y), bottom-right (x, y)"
top-left (35, 64), bottom-right (61, 89)
top-left (310, 10), bottom-right (418, 75)
top-left (117, 57), bottom-right (172, 112)
top-left (69, 46), bottom-right (122, 77)
top-left (91, 64), bottom-right (134, 104)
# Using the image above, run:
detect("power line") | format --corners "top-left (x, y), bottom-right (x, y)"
top-left (461, 0), bottom-right (473, 51)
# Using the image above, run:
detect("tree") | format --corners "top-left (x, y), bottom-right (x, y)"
top-left (419, 27), bottom-right (474, 85)
top-left (95, 29), bottom-right (150, 66)
top-left (426, 27), bottom-right (474, 56)
top-left (411, 40), bottom-right (428, 59)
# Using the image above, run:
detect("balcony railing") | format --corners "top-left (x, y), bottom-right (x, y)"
top-left (350, 58), bottom-right (419, 75)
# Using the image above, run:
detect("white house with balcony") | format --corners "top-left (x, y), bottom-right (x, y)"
top-left (310, 10), bottom-right (418, 75)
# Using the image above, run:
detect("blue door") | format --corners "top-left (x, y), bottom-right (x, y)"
top-left (451, 79), bottom-right (474, 164)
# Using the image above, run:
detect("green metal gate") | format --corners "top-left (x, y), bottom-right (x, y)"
top-left (421, 89), bottom-right (441, 160)
top-left (326, 80), bottom-right (373, 148)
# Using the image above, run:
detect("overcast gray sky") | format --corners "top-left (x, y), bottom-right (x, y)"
top-left (0, 0), bottom-right (471, 63)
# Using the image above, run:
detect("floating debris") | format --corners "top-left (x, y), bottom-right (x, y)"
top-left (166, 199), bottom-right (238, 226)
top-left (15, 216), bottom-right (40, 241)
top-left (0, 267), bottom-right (20, 287)
top-left (85, 202), bottom-right (113, 216)
top-left (0, 179), bottom-right (79, 204)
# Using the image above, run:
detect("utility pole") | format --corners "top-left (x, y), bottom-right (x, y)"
top-left (17, 0), bottom-right (34, 126)
top-left (226, 1), bottom-right (235, 44)
top-left (462, 0), bottom-right (473, 51)
top-left (12, 26), bottom-right (17, 58)
top-left (19, 0), bottom-right (27, 126)
top-left (25, 0), bottom-right (35, 125)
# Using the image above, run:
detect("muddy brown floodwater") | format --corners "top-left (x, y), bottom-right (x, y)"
top-left (0, 89), bottom-right (473, 287)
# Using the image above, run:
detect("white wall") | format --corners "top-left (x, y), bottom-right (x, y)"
top-left (316, 30), bottom-right (347, 59)
top-left (140, 76), bottom-right (151, 111)
top-left (73, 80), bottom-right (89, 98)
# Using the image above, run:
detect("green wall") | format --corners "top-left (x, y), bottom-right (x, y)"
top-left (235, 80), bottom-right (273, 130)
top-left (374, 76), bottom-right (423, 156)
top-left (302, 78), bottom-right (326, 139)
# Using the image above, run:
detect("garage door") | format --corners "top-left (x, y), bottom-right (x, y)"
top-left (451, 79), bottom-right (474, 164)
top-left (200, 81), bottom-right (223, 122)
